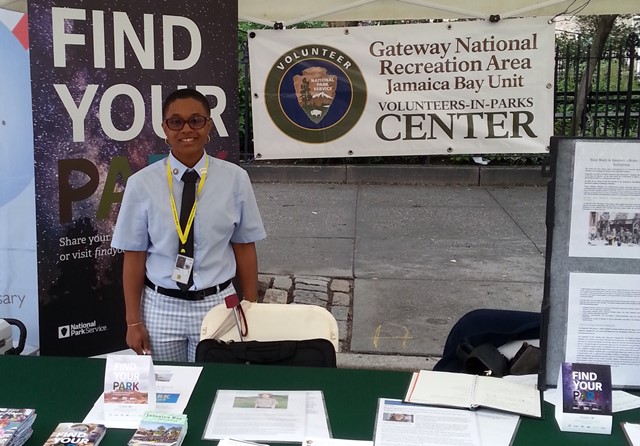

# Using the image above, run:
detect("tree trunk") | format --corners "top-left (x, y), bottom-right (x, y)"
top-left (571, 15), bottom-right (618, 136)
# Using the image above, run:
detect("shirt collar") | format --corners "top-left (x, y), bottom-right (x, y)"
top-left (167, 152), bottom-right (208, 180)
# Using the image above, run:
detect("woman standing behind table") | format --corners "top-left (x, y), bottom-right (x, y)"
top-left (112, 88), bottom-right (266, 362)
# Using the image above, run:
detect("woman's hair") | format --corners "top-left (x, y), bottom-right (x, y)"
top-left (162, 88), bottom-right (211, 118)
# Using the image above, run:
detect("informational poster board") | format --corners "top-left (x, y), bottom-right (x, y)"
top-left (540, 137), bottom-right (640, 389)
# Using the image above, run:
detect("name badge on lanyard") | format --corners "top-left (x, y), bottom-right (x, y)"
top-left (171, 254), bottom-right (194, 284)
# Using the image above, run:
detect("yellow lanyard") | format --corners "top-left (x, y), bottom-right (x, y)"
top-left (166, 157), bottom-right (209, 248)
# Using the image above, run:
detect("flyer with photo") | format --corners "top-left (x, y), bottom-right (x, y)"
top-left (203, 390), bottom-right (330, 443)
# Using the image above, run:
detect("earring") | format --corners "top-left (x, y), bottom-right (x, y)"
top-left (164, 137), bottom-right (170, 146)
top-left (207, 135), bottom-right (211, 144)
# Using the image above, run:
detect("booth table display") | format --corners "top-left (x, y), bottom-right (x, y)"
top-left (0, 355), bottom-right (638, 446)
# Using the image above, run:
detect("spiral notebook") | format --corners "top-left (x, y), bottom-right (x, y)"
top-left (404, 370), bottom-right (542, 418)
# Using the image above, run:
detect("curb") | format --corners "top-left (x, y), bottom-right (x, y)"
top-left (337, 352), bottom-right (439, 372)
top-left (244, 164), bottom-right (549, 187)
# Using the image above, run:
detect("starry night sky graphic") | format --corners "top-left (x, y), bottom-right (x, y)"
top-left (29, 0), bottom-right (238, 355)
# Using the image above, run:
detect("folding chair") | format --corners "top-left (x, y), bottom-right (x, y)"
top-left (196, 301), bottom-right (339, 367)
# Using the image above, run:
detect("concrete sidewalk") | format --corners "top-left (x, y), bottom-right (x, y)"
top-left (247, 165), bottom-right (548, 371)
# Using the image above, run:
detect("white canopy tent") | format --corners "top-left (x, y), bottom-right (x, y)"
top-left (236, 0), bottom-right (640, 26)
top-left (1, 0), bottom-right (639, 24)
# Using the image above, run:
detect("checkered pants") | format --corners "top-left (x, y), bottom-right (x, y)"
top-left (142, 283), bottom-right (236, 362)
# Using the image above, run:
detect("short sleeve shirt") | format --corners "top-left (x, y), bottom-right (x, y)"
top-left (111, 153), bottom-right (266, 290)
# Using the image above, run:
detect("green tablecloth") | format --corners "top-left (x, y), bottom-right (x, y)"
top-left (0, 355), bottom-right (638, 445)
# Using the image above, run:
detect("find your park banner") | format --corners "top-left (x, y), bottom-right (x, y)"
top-left (249, 18), bottom-right (554, 160)
top-left (28, 0), bottom-right (238, 356)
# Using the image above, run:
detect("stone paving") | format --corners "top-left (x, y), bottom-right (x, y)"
top-left (258, 274), bottom-right (353, 352)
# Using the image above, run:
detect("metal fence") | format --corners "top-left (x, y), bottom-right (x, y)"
top-left (555, 32), bottom-right (640, 139)
top-left (238, 33), bottom-right (640, 161)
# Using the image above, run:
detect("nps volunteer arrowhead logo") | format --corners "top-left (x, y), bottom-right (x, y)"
top-left (293, 67), bottom-right (337, 124)
top-left (264, 44), bottom-right (366, 144)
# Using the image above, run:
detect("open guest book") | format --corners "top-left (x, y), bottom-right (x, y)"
top-left (405, 370), bottom-right (542, 418)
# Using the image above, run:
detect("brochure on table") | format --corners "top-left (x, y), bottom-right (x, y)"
top-left (373, 398), bottom-right (520, 446)
top-left (622, 422), bottom-right (640, 446)
top-left (84, 364), bottom-right (202, 429)
top-left (128, 411), bottom-right (188, 446)
top-left (555, 362), bottom-right (613, 435)
top-left (203, 390), bottom-right (331, 443)
top-left (103, 355), bottom-right (155, 422)
top-left (0, 408), bottom-right (37, 446)
top-left (302, 439), bottom-right (373, 445)
top-left (42, 423), bottom-right (106, 446)
top-left (544, 387), bottom-right (640, 413)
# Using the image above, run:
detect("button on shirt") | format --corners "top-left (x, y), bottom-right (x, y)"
top-left (111, 153), bottom-right (266, 290)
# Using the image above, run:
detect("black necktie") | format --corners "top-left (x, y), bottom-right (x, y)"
top-left (178, 170), bottom-right (199, 290)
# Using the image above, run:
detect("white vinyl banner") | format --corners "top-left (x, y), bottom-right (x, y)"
top-left (249, 18), bottom-right (555, 159)
top-left (0, 8), bottom-right (39, 348)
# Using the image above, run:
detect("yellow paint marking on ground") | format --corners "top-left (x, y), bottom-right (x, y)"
top-left (373, 324), bottom-right (382, 349)
top-left (372, 323), bottom-right (413, 349)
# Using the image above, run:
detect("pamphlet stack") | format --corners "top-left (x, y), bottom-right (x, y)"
top-left (42, 423), bottom-right (107, 446)
top-left (128, 412), bottom-right (188, 446)
top-left (0, 408), bottom-right (36, 446)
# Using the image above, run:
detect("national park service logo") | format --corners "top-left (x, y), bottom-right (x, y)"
top-left (264, 44), bottom-right (366, 144)
top-left (293, 67), bottom-right (337, 124)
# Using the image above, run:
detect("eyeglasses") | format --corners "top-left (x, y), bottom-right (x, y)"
top-left (164, 116), bottom-right (210, 131)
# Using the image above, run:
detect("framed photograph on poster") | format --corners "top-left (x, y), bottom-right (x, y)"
top-left (540, 137), bottom-right (640, 389)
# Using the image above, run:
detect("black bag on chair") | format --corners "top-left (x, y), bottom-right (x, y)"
top-left (195, 338), bottom-right (337, 368)
top-left (434, 309), bottom-right (541, 375)
top-left (457, 342), bottom-right (509, 377)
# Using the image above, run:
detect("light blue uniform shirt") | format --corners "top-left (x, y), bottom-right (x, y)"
top-left (112, 152), bottom-right (266, 290)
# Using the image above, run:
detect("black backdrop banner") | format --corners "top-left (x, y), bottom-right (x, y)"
top-left (28, 0), bottom-right (238, 356)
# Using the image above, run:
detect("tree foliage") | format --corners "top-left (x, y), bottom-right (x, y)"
top-left (555, 15), bottom-right (640, 139)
